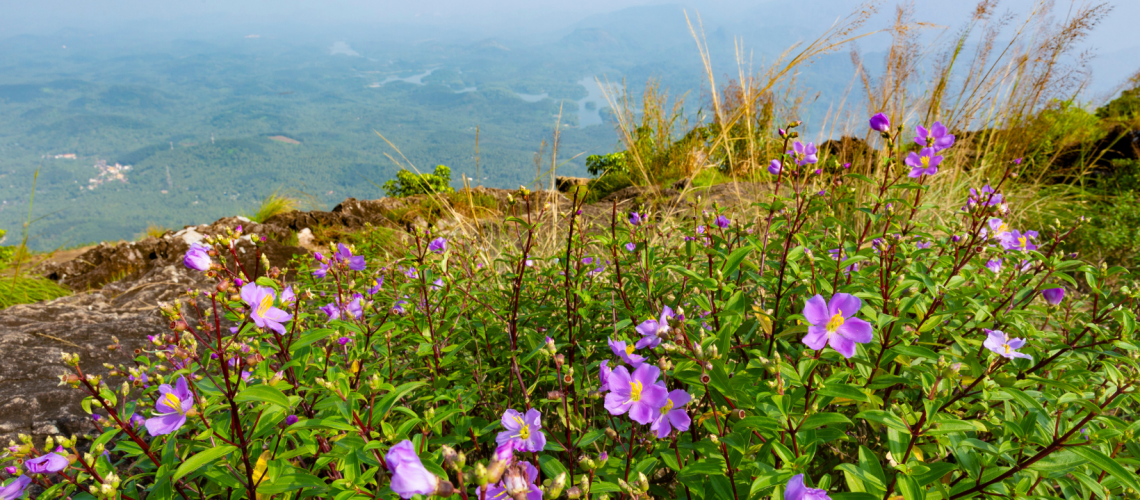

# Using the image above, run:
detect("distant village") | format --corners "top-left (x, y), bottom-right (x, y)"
top-left (87, 160), bottom-right (130, 190)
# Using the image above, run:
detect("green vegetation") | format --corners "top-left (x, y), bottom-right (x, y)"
top-left (383, 165), bottom-right (455, 198)
top-left (0, 273), bottom-right (70, 308)
top-left (248, 189), bottom-right (301, 223)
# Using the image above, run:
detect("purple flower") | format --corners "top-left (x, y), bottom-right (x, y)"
top-left (312, 261), bottom-right (330, 278)
top-left (786, 474), bottom-right (830, 500)
top-left (915, 240), bottom-right (932, 250)
top-left (598, 360), bottom-right (612, 392)
top-left (801, 293), bottom-right (874, 358)
top-left (241, 283), bottom-right (292, 334)
top-left (1002, 230), bottom-right (1038, 252)
top-left (624, 242), bottom-right (637, 252)
top-left (604, 364), bottom-right (668, 424)
top-left (24, 447), bottom-right (69, 474)
top-left (385, 440), bottom-right (440, 499)
top-left (129, 413), bottom-right (145, 429)
top-left (183, 242), bottom-right (212, 271)
top-left (768, 160), bottom-right (783, 175)
top-left (986, 218), bottom-right (1011, 241)
top-left (983, 329), bottom-right (1032, 361)
top-left (285, 415), bottom-right (299, 426)
top-left (715, 215), bottom-right (730, 229)
top-left (696, 225), bottom-right (705, 235)
top-left (915, 122), bottom-right (955, 151)
top-left (0, 476), bottom-right (31, 499)
top-left (986, 258), bottom-right (1003, 273)
top-left (281, 286), bottom-right (296, 305)
top-left (321, 294), bottom-right (364, 322)
top-left (485, 461), bottom-right (543, 500)
top-left (338, 337), bottom-right (352, 346)
top-left (496, 409), bottom-right (546, 453)
top-left (869, 113), bottom-right (890, 133)
top-left (403, 266), bottom-right (418, 279)
top-left (335, 243), bottom-right (367, 271)
top-left (788, 141), bottom-right (818, 166)
top-left (629, 212), bottom-right (643, 226)
top-left (905, 148), bottom-right (942, 178)
top-left (428, 238), bottom-right (447, 254)
top-left (1042, 287), bottom-right (1065, 306)
top-left (969, 185), bottom-right (1002, 207)
top-left (635, 306), bottom-right (674, 349)
top-left (367, 275), bottom-right (384, 295)
top-left (650, 388), bottom-right (691, 438)
top-left (431, 278), bottom-right (444, 291)
top-left (608, 338), bottom-right (646, 367)
top-left (145, 376), bottom-right (194, 436)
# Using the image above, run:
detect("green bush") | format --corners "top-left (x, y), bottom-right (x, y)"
top-left (383, 165), bottom-right (455, 198)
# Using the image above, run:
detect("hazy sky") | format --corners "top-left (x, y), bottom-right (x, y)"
top-left (2, 0), bottom-right (1136, 96)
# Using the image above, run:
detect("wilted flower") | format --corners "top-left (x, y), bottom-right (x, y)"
top-left (183, 242), bottom-right (212, 271)
top-left (241, 283), bottom-right (292, 334)
top-left (869, 113), bottom-right (890, 133)
top-left (983, 329), bottom-right (1032, 361)
top-left (386, 440), bottom-right (441, 499)
top-left (428, 238), bottom-right (447, 254)
top-left (786, 474), bottom-right (830, 500)
top-left (788, 141), bottom-right (818, 166)
top-left (334, 243), bottom-right (367, 271)
top-left (25, 447), bottom-right (69, 474)
top-left (392, 299), bottom-right (409, 315)
top-left (1042, 287), bottom-right (1065, 306)
top-left (635, 306), bottom-right (674, 349)
top-left (145, 376), bottom-right (194, 436)
top-left (650, 388), bottom-right (691, 438)
top-left (496, 409), bottom-right (546, 453)
top-left (768, 160), bottom-right (782, 175)
top-left (905, 148), bottom-right (942, 178)
top-left (486, 461), bottom-right (542, 500)
top-left (604, 364), bottom-right (668, 424)
top-left (802, 293), bottom-right (874, 358)
top-left (0, 476), bottom-right (31, 499)
top-left (915, 122), bottom-right (955, 151)
top-left (608, 338), bottom-right (646, 367)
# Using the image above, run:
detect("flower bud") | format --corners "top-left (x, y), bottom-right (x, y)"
top-left (504, 463), bottom-right (531, 500)
top-left (566, 486), bottom-right (583, 499)
top-left (548, 472), bottom-right (567, 499)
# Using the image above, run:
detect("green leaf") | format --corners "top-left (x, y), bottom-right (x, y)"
top-left (818, 383), bottom-right (870, 403)
top-left (855, 410), bottom-right (910, 434)
top-left (800, 412), bottom-right (852, 430)
top-left (1070, 446), bottom-right (1140, 492)
top-left (235, 385), bottom-right (291, 409)
top-left (722, 244), bottom-right (755, 274)
top-left (173, 445), bottom-right (237, 482)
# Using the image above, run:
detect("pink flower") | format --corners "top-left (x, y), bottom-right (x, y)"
top-left (801, 293), bottom-right (874, 358)
top-left (24, 448), bottom-right (69, 474)
top-left (634, 306), bottom-right (674, 349)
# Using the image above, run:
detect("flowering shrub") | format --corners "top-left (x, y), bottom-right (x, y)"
top-left (4, 116), bottom-right (1140, 500)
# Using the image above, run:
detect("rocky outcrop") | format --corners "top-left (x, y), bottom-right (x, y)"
top-left (0, 265), bottom-right (210, 443)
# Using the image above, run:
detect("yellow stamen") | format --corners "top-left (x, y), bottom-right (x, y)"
top-left (1018, 236), bottom-right (1027, 249)
top-left (826, 310), bottom-right (845, 333)
top-left (257, 293), bottom-right (274, 316)
top-left (660, 399), bottom-right (674, 415)
top-left (626, 345), bottom-right (636, 355)
top-left (513, 416), bottom-right (530, 440)
top-left (629, 381), bottom-right (643, 402)
top-left (161, 393), bottom-right (184, 414)
top-left (920, 156), bottom-right (930, 167)
top-left (1004, 344), bottom-right (1011, 354)
top-left (997, 223), bottom-right (1008, 233)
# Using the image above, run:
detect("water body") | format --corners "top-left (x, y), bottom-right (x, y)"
top-left (516, 92), bottom-right (549, 103)
top-left (576, 76), bottom-right (620, 127)
top-left (329, 41), bottom-right (360, 57)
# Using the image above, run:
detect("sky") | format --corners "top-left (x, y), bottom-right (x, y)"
top-left (1, 0), bottom-right (1136, 97)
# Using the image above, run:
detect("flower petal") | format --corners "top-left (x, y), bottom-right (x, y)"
top-left (802, 326), bottom-right (829, 350)
top-left (802, 295), bottom-right (830, 326)
top-left (829, 333), bottom-right (858, 358)
top-left (837, 317), bottom-right (873, 344)
top-left (828, 293), bottom-right (862, 318)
